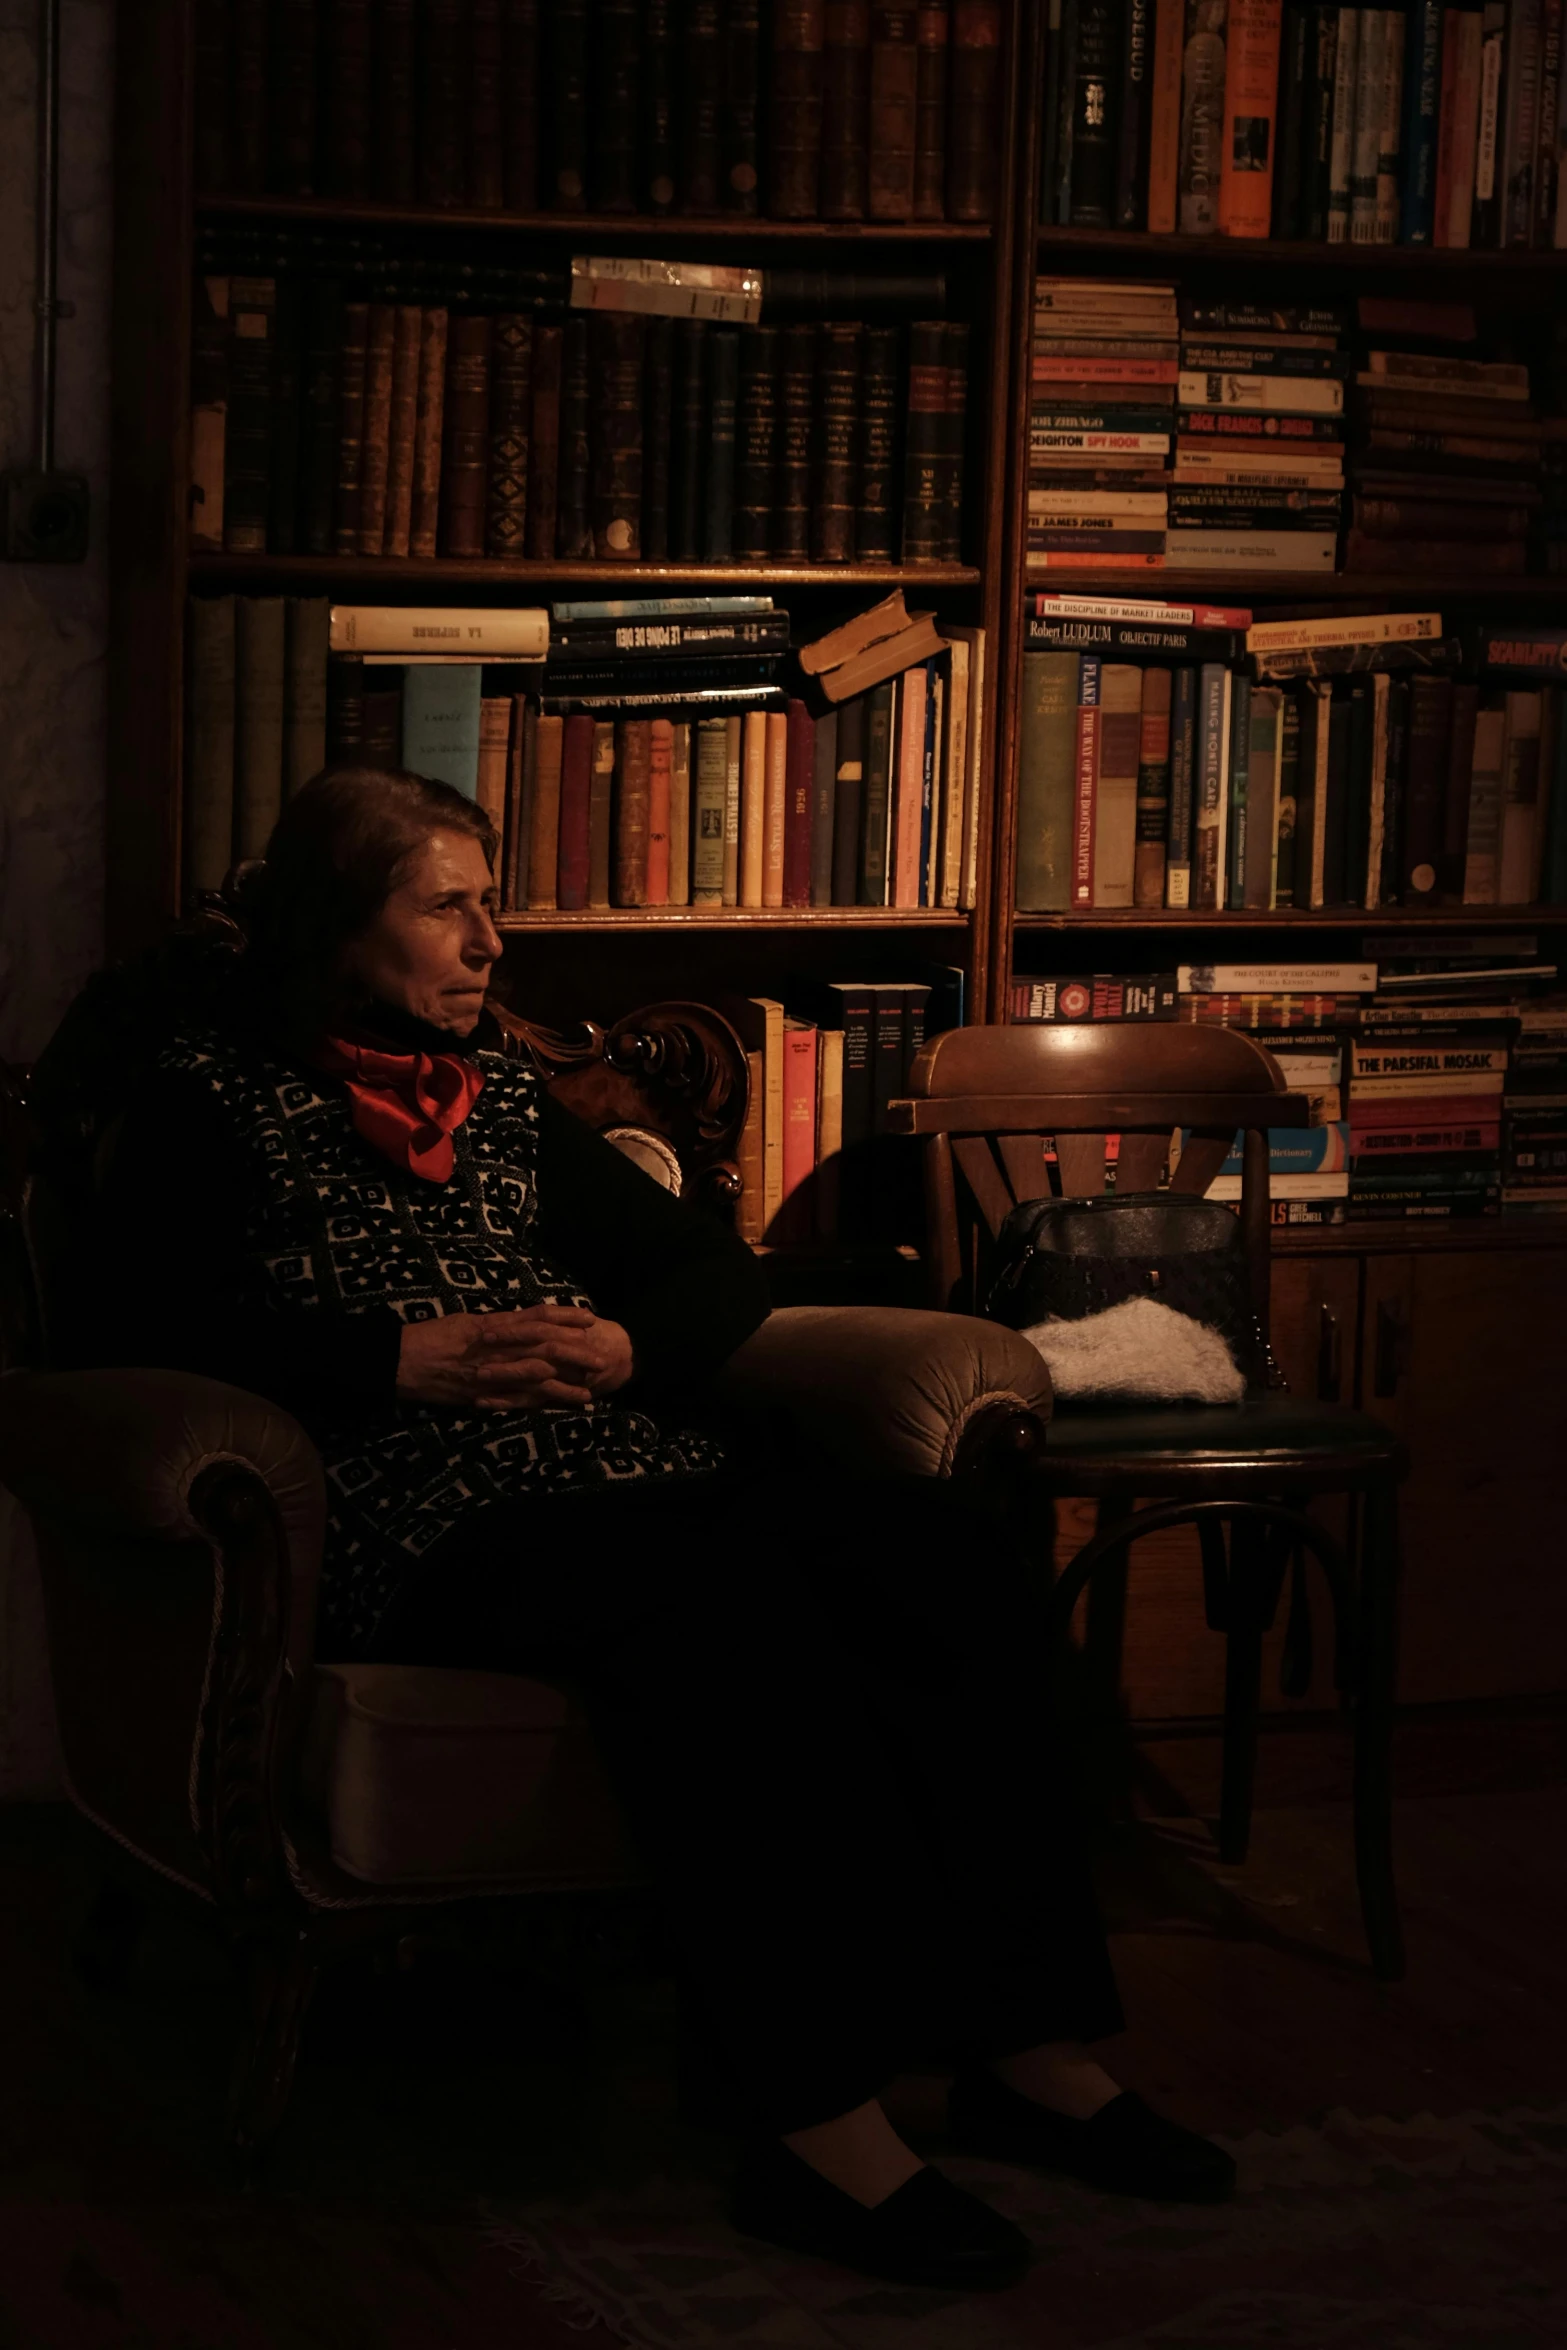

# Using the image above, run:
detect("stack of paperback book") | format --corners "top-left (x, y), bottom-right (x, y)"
top-left (1170, 296), bottom-right (1348, 573)
top-left (1027, 280), bottom-right (1177, 573)
top-left (1344, 302), bottom-right (1543, 576)
top-left (1005, 951), bottom-right (1567, 1226)
top-left (1041, 0), bottom-right (1567, 247)
top-left (190, 255), bottom-right (969, 568)
top-left (1343, 1018), bottom-right (1506, 1220)
top-left (193, 0), bottom-right (1004, 226)
top-left (1504, 1001), bottom-right (1567, 1207)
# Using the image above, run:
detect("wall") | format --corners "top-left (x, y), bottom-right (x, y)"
top-left (0, 0), bottom-right (111, 1063)
top-left (0, 0), bottom-right (113, 1795)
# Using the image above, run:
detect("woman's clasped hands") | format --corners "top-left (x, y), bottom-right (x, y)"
top-left (395, 1301), bottom-right (635, 1410)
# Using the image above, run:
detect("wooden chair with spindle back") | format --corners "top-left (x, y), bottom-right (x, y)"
top-left (890, 1020), bottom-right (1408, 1980)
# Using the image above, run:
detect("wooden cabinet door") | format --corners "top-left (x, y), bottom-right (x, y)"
top-left (1270, 1253), bottom-right (1362, 1407)
top-left (1361, 1248), bottom-right (1567, 1705)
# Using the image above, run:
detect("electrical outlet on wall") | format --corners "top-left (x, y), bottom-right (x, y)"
top-left (2, 468), bottom-right (90, 562)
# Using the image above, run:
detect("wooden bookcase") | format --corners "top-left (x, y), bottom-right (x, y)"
top-left (106, 0), bottom-right (1029, 1039)
top-left (105, 0), bottom-right (1567, 1712)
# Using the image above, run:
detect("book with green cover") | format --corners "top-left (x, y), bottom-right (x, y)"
top-left (401, 662), bottom-right (483, 795)
top-left (1015, 650), bottom-right (1079, 910)
top-left (692, 716), bottom-right (728, 903)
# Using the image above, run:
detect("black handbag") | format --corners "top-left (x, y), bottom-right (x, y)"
top-left (984, 1191), bottom-right (1273, 1391)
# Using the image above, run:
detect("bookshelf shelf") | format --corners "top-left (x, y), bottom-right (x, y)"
top-left (1020, 573), bottom-right (1567, 604)
top-left (1033, 226), bottom-right (1567, 272)
top-left (197, 194), bottom-right (994, 244)
top-left (1274, 1216), bottom-right (1567, 1256)
top-left (188, 555), bottom-right (984, 591)
top-left (498, 907), bottom-right (970, 932)
top-left (1013, 907), bottom-right (1566, 932)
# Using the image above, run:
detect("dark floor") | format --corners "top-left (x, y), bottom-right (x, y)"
top-left (2, 1757), bottom-right (1565, 2349)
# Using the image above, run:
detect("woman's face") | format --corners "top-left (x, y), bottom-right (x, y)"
top-left (340, 828), bottom-right (504, 1035)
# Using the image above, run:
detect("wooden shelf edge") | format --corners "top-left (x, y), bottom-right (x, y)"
top-left (198, 193), bottom-right (994, 242)
top-left (1014, 905), bottom-right (1567, 930)
top-left (497, 908), bottom-right (971, 930)
top-left (1034, 224), bottom-right (1567, 270)
top-left (1274, 1215), bottom-right (1567, 1254)
top-left (1020, 570), bottom-right (1567, 601)
top-left (187, 555), bottom-right (983, 589)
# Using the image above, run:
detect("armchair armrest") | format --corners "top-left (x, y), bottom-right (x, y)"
top-left (0, 1367), bottom-right (324, 1560)
top-left (0, 1369), bottom-right (325, 1903)
top-left (716, 1306), bottom-right (1051, 1481)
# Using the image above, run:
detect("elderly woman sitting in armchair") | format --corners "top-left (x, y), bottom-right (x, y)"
top-left (85, 766), bottom-right (1232, 2292)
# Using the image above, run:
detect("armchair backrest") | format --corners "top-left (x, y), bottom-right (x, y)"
top-left (490, 999), bottom-right (750, 1213)
top-left (891, 1021), bottom-right (1306, 1328)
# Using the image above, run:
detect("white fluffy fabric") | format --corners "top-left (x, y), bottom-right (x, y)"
top-left (1020, 1295), bottom-right (1246, 1404)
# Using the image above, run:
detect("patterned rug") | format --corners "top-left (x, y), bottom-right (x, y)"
top-left (484, 2103), bottom-right (1567, 2350)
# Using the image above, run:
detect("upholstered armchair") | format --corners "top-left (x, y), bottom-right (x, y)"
top-left (0, 987), bottom-right (1051, 2154)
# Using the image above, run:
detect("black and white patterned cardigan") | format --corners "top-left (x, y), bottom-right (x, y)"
top-left (161, 1026), bottom-right (724, 1656)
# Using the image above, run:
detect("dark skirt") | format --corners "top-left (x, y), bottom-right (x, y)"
top-left (375, 1464), bottom-right (1123, 2136)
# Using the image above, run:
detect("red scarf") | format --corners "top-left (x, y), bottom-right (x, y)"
top-left (313, 1035), bottom-right (484, 1183)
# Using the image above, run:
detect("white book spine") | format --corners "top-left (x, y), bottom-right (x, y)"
top-left (1176, 371), bottom-right (1345, 414)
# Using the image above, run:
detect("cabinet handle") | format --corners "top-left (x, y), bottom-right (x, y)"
top-left (1316, 1302), bottom-right (1341, 1400)
top-left (1373, 1300), bottom-right (1407, 1398)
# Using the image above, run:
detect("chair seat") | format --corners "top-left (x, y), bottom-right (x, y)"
top-left (297, 1664), bottom-right (640, 1890)
top-left (1039, 1392), bottom-right (1405, 1491)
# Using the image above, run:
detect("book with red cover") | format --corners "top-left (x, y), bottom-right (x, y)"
top-left (646, 718), bottom-right (674, 904)
top-left (1072, 657), bottom-right (1103, 908)
top-left (783, 698), bottom-right (816, 906)
top-left (1352, 1095), bottom-right (1506, 1134)
top-left (1352, 1122), bottom-right (1502, 1154)
top-left (557, 713), bottom-right (595, 909)
top-left (777, 1019), bottom-right (820, 1240)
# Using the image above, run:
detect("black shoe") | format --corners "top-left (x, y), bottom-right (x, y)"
top-left (730, 2139), bottom-right (1031, 2292)
top-left (948, 2069), bottom-right (1237, 2205)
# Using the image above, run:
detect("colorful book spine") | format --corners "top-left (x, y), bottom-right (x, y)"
top-left (1070, 655), bottom-right (1103, 908)
top-left (1217, 0), bottom-right (1283, 234)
